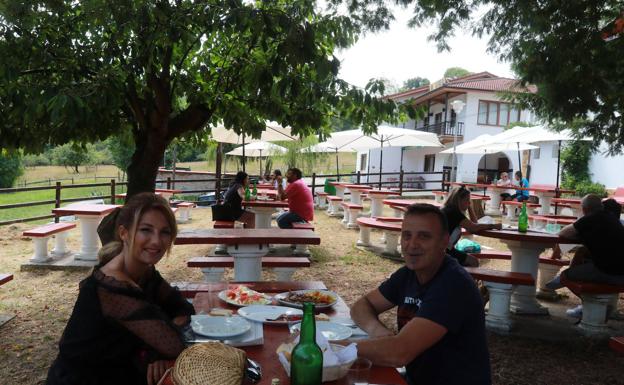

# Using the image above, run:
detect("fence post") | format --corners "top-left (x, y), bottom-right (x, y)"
top-left (311, 173), bottom-right (316, 198)
top-left (110, 179), bottom-right (116, 204)
top-left (55, 182), bottom-right (62, 223)
top-left (399, 170), bottom-right (404, 196)
top-left (167, 177), bottom-right (171, 190)
top-left (356, 171), bottom-right (361, 184)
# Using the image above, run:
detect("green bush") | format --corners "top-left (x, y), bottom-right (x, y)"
top-left (0, 150), bottom-right (24, 187)
top-left (573, 181), bottom-right (607, 198)
top-left (22, 153), bottom-right (51, 167)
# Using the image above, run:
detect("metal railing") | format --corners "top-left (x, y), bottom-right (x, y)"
top-left (419, 121), bottom-right (464, 137)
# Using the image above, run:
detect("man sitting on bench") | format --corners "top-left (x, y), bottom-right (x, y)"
top-left (350, 203), bottom-right (491, 385)
top-left (547, 194), bottom-right (624, 316)
top-left (275, 167), bottom-right (314, 228)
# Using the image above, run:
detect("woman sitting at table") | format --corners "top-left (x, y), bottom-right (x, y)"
top-left (497, 172), bottom-right (514, 214)
top-left (46, 193), bottom-right (195, 385)
top-left (223, 171), bottom-right (256, 228)
top-left (442, 186), bottom-right (502, 267)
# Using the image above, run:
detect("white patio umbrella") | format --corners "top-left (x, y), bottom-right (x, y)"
top-left (304, 141), bottom-right (357, 180)
top-left (226, 141), bottom-right (287, 176)
top-left (210, 121), bottom-right (297, 171)
top-left (328, 126), bottom-right (443, 187)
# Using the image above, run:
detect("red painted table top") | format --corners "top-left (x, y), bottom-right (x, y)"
top-left (551, 198), bottom-right (581, 205)
top-left (174, 228), bottom-right (320, 245)
top-left (475, 228), bottom-right (578, 244)
top-left (243, 200), bottom-right (289, 208)
top-left (52, 204), bottom-right (120, 216)
top-left (343, 184), bottom-right (373, 190)
top-left (367, 189), bottom-right (401, 196)
top-left (357, 217), bottom-right (402, 231)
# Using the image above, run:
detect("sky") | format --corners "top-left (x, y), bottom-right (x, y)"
top-left (336, 8), bottom-right (515, 90)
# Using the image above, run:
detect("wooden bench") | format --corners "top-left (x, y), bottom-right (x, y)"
top-left (501, 201), bottom-right (541, 220)
top-left (340, 202), bottom-right (364, 229)
top-left (291, 222), bottom-right (315, 254)
top-left (561, 275), bottom-right (624, 335)
top-left (464, 267), bottom-right (535, 332)
top-left (315, 192), bottom-right (329, 209)
top-left (356, 217), bottom-right (402, 258)
top-left (175, 202), bottom-right (195, 223)
top-left (326, 195), bottom-right (344, 217)
top-left (610, 336), bottom-right (624, 354)
top-left (188, 256), bottom-right (311, 282)
top-left (0, 273), bottom-right (14, 327)
top-left (22, 222), bottom-right (76, 262)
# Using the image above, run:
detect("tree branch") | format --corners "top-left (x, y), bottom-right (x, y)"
top-left (167, 104), bottom-right (214, 140)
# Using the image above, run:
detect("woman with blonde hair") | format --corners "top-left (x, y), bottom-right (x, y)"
top-left (442, 186), bottom-right (502, 267)
top-left (47, 193), bottom-right (194, 385)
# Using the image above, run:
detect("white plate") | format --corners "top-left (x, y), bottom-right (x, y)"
top-left (217, 289), bottom-right (272, 307)
top-left (290, 321), bottom-right (353, 341)
top-left (237, 305), bottom-right (303, 325)
top-left (191, 315), bottom-right (251, 339)
top-left (274, 290), bottom-right (338, 309)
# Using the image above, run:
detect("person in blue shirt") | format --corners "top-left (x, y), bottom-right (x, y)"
top-left (510, 171), bottom-right (529, 202)
top-left (350, 203), bottom-right (491, 385)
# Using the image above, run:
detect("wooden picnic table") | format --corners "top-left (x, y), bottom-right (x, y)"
top-left (160, 281), bottom-right (406, 385)
top-left (475, 228), bottom-right (578, 315)
top-left (243, 200), bottom-right (289, 228)
top-left (52, 204), bottom-right (120, 261)
top-left (551, 197), bottom-right (582, 218)
top-left (175, 229), bottom-right (320, 281)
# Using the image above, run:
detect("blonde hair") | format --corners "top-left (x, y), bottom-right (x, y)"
top-left (98, 193), bottom-right (177, 265)
top-left (444, 186), bottom-right (471, 211)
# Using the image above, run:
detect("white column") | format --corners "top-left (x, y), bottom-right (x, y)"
top-left (505, 239), bottom-right (549, 315)
top-left (382, 231), bottom-right (400, 258)
top-left (178, 207), bottom-right (191, 223)
top-left (74, 215), bottom-right (102, 261)
top-left (335, 186), bottom-right (345, 198)
top-left (341, 205), bottom-right (350, 226)
top-left (484, 282), bottom-right (514, 332)
top-left (317, 195), bottom-right (327, 209)
top-left (536, 263), bottom-right (564, 300)
top-left (200, 268), bottom-right (225, 282)
top-left (30, 237), bottom-right (51, 263)
top-left (350, 190), bottom-right (363, 204)
top-left (579, 293), bottom-right (617, 335)
top-left (51, 232), bottom-right (70, 256)
top-left (249, 206), bottom-right (276, 229)
top-left (370, 196), bottom-right (384, 218)
top-left (537, 192), bottom-right (554, 215)
top-left (228, 244), bottom-right (270, 281)
top-left (274, 268), bottom-right (296, 281)
top-left (486, 189), bottom-right (502, 215)
top-left (347, 208), bottom-right (361, 229)
top-left (357, 227), bottom-right (371, 246)
top-left (392, 208), bottom-right (403, 218)
top-left (328, 200), bottom-right (342, 217)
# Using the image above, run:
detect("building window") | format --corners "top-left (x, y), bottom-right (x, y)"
top-left (424, 154), bottom-right (435, 172)
top-left (477, 100), bottom-right (521, 126)
top-left (359, 153), bottom-right (367, 172)
top-left (533, 147), bottom-right (540, 159)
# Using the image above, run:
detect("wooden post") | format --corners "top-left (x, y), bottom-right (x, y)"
top-left (167, 177), bottom-right (172, 190)
top-left (55, 182), bottom-right (61, 223)
top-left (356, 171), bottom-right (361, 184)
top-left (399, 170), bottom-right (404, 195)
top-left (110, 179), bottom-right (116, 204)
top-left (311, 172), bottom-right (316, 198)
top-left (215, 142), bottom-right (223, 202)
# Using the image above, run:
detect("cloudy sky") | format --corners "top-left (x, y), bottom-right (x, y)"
top-left (336, 8), bottom-right (514, 90)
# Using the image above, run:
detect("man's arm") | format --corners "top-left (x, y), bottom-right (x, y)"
top-left (350, 289), bottom-right (396, 338)
top-left (558, 223), bottom-right (580, 240)
top-left (356, 317), bottom-right (447, 367)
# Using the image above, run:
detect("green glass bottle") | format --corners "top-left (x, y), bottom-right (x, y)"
top-left (518, 201), bottom-right (528, 233)
top-left (252, 182), bottom-right (258, 197)
top-left (291, 302), bottom-right (323, 385)
top-left (244, 185), bottom-right (251, 201)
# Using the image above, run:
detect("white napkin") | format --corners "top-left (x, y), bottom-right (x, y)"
top-left (477, 216), bottom-right (494, 225)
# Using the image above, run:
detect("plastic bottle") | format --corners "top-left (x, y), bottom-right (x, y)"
top-left (518, 201), bottom-right (528, 233)
top-left (291, 302), bottom-right (323, 385)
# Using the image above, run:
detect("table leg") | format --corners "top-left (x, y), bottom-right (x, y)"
top-left (335, 188), bottom-right (345, 199)
top-left (74, 215), bottom-right (102, 261)
top-left (30, 237), bottom-right (51, 263)
top-left (370, 198), bottom-right (383, 218)
top-left (486, 190), bottom-right (501, 215)
top-left (357, 227), bottom-right (371, 246)
top-left (228, 244), bottom-right (269, 281)
top-left (392, 208), bottom-right (403, 218)
top-left (51, 232), bottom-right (70, 256)
top-left (351, 191), bottom-right (362, 204)
top-left (382, 231), bottom-right (400, 258)
top-left (505, 240), bottom-right (549, 315)
top-left (537, 193), bottom-right (553, 215)
top-left (250, 207), bottom-right (275, 229)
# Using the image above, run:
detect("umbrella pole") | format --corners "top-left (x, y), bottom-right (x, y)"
top-left (555, 140), bottom-right (562, 214)
top-left (378, 140), bottom-right (384, 189)
top-left (366, 150), bottom-right (371, 184)
top-left (259, 150), bottom-right (262, 179)
top-left (516, 142), bottom-right (521, 176)
top-left (335, 149), bottom-right (339, 182)
top-left (242, 134), bottom-right (246, 173)
top-left (483, 150), bottom-right (487, 196)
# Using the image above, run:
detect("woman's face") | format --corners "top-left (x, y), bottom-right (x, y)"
top-left (243, 176), bottom-right (249, 186)
top-left (127, 209), bottom-right (173, 266)
top-left (459, 195), bottom-right (471, 211)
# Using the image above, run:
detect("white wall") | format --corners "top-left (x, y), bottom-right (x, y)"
top-left (527, 141), bottom-right (561, 186)
top-left (589, 143), bottom-right (624, 189)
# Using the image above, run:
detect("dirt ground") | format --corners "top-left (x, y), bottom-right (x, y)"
top-left (0, 200), bottom-right (623, 384)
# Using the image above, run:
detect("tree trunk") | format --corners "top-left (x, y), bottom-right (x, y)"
top-left (126, 127), bottom-right (168, 200)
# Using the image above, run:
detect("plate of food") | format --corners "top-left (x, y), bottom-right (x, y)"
top-left (237, 305), bottom-right (303, 325)
top-left (191, 315), bottom-right (251, 339)
top-left (290, 321), bottom-right (353, 341)
top-left (274, 290), bottom-right (338, 309)
top-left (218, 285), bottom-right (272, 307)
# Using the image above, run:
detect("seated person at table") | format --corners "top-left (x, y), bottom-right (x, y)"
top-left (222, 171), bottom-right (255, 228)
top-left (547, 194), bottom-right (624, 315)
top-left (603, 198), bottom-right (624, 224)
top-left (271, 169), bottom-right (287, 189)
top-left (442, 186), bottom-right (502, 267)
top-left (276, 167), bottom-right (314, 228)
top-left (46, 193), bottom-right (195, 385)
top-left (351, 204), bottom-right (491, 385)
top-left (497, 172), bottom-right (514, 211)
top-left (509, 171), bottom-right (529, 202)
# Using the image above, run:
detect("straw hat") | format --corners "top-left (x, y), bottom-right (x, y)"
top-left (172, 342), bottom-right (247, 385)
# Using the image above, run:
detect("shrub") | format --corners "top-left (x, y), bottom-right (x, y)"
top-left (573, 181), bottom-right (607, 198)
top-left (0, 150), bottom-right (24, 187)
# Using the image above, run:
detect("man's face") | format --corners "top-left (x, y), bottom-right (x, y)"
top-left (286, 170), bottom-right (296, 183)
top-left (400, 213), bottom-right (449, 272)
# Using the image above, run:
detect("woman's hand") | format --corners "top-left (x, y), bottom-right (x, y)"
top-left (147, 360), bottom-right (170, 385)
top-left (172, 315), bottom-right (190, 326)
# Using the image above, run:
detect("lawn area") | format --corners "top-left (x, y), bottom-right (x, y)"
top-left (0, 200), bottom-right (623, 384)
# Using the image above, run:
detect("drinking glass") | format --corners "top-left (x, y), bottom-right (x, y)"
top-left (546, 218), bottom-right (556, 234)
top-left (346, 357), bottom-right (372, 385)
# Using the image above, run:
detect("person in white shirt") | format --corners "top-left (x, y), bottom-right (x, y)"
top-left (496, 172), bottom-right (514, 214)
top-left (271, 169), bottom-right (287, 190)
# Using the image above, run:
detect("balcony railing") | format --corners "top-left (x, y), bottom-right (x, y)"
top-left (419, 121), bottom-right (464, 137)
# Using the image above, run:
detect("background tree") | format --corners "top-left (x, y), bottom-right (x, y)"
top-left (0, 1), bottom-right (415, 198)
top-left (106, 129), bottom-right (135, 180)
top-left (51, 143), bottom-right (92, 173)
top-left (443, 67), bottom-right (471, 78)
top-left (0, 149), bottom-right (24, 188)
top-left (400, 76), bottom-right (430, 91)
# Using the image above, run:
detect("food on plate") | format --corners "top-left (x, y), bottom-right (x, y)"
top-left (315, 313), bottom-right (330, 321)
top-left (284, 291), bottom-right (336, 306)
top-left (267, 314), bottom-right (303, 322)
top-left (225, 285), bottom-right (271, 305)
top-left (209, 308), bottom-right (233, 317)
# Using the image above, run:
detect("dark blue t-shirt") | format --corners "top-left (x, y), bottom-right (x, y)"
top-left (378, 256), bottom-right (491, 385)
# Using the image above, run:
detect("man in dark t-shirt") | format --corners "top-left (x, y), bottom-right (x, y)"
top-left (350, 204), bottom-right (491, 385)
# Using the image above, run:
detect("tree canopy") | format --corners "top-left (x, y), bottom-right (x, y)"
top-left (0, 0), bottom-right (415, 195)
top-left (443, 67), bottom-right (470, 78)
top-left (400, 76), bottom-right (430, 91)
top-left (343, 0), bottom-right (623, 153)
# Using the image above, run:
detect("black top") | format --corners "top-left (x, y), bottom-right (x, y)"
top-left (223, 182), bottom-right (245, 219)
top-left (46, 267), bottom-right (195, 385)
top-left (378, 257), bottom-right (491, 385)
top-left (574, 210), bottom-right (624, 274)
top-left (441, 205), bottom-right (467, 248)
